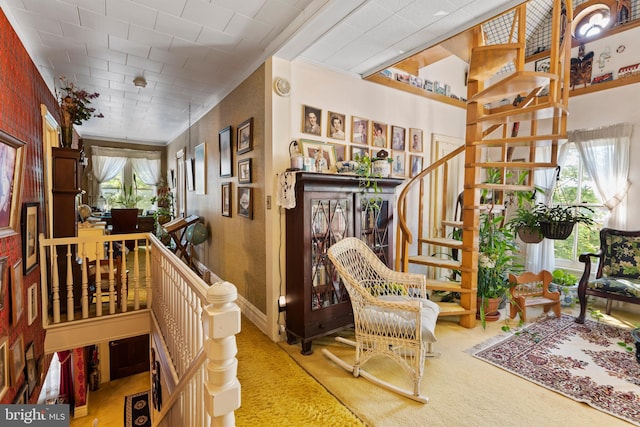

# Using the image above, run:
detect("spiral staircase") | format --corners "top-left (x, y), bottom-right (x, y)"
top-left (395, 0), bottom-right (573, 328)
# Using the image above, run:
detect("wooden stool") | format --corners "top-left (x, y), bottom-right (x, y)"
top-left (508, 270), bottom-right (561, 322)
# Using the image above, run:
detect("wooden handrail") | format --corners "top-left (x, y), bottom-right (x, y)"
top-left (395, 144), bottom-right (465, 270)
top-left (152, 349), bottom-right (207, 426)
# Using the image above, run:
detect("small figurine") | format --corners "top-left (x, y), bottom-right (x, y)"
top-left (314, 149), bottom-right (328, 172)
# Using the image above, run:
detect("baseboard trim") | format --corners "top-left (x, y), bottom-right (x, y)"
top-left (235, 294), bottom-right (267, 334)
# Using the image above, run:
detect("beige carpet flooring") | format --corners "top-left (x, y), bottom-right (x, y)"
top-left (280, 303), bottom-right (640, 427)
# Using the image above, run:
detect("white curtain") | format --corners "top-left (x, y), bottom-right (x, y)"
top-left (569, 123), bottom-right (632, 229)
top-left (91, 154), bottom-right (127, 185)
top-left (525, 143), bottom-right (570, 273)
top-left (131, 157), bottom-right (161, 186)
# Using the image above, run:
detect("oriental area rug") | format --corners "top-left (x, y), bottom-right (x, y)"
top-left (124, 390), bottom-right (151, 427)
top-left (472, 314), bottom-right (640, 426)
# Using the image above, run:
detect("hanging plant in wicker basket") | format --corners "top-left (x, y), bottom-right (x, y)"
top-left (533, 204), bottom-right (594, 240)
top-left (539, 220), bottom-right (575, 240)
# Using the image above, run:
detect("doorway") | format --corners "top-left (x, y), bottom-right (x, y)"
top-left (109, 334), bottom-right (150, 380)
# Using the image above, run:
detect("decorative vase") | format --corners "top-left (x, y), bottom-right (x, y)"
top-left (372, 159), bottom-right (391, 177)
top-left (60, 124), bottom-right (74, 148)
top-left (549, 283), bottom-right (578, 307)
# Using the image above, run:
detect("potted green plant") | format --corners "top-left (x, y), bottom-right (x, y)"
top-left (550, 268), bottom-right (578, 307)
top-left (506, 205), bottom-right (544, 243)
top-left (151, 179), bottom-right (175, 244)
top-left (109, 184), bottom-right (142, 209)
top-left (477, 212), bottom-right (523, 328)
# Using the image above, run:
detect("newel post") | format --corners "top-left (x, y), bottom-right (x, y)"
top-left (202, 281), bottom-right (241, 427)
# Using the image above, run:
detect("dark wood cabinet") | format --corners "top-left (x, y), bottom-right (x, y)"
top-left (51, 147), bottom-right (82, 309)
top-left (285, 173), bottom-right (402, 355)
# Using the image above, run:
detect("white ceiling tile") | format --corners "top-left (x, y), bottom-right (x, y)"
top-left (155, 12), bottom-right (202, 42)
top-left (372, 0), bottom-right (414, 14)
top-left (301, 24), bottom-right (362, 62)
top-left (90, 67), bottom-right (126, 82)
top-left (21, 0), bottom-right (79, 24)
top-left (86, 46), bottom-right (127, 63)
top-left (107, 0), bottom-right (158, 30)
top-left (254, 0), bottom-right (304, 24)
top-left (132, 0), bottom-right (187, 16)
top-left (68, 52), bottom-right (109, 70)
top-left (128, 24), bottom-right (173, 50)
top-left (223, 13), bottom-right (272, 42)
top-left (365, 14), bottom-right (418, 47)
top-left (148, 47), bottom-right (189, 67)
top-left (61, 21), bottom-right (109, 48)
top-left (108, 61), bottom-right (143, 76)
top-left (60, 0), bottom-right (106, 15)
top-left (195, 26), bottom-right (241, 50)
top-left (109, 34), bottom-right (151, 57)
top-left (79, 8), bottom-right (129, 39)
top-left (126, 54), bottom-right (164, 73)
top-left (341, 2), bottom-right (390, 33)
top-left (11, 8), bottom-right (64, 35)
top-left (211, 0), bottom-right (265, 17)
top-left (181, 0), bottom-right (234, 32)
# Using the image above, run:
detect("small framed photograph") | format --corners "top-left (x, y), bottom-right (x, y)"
top-left (27, 283), bottom-right (37, 326)
top-left (409, 128), bottom-right (423, 153)
top-left (195, 142), bottom-right (206, 195)
top-left (392, 151), bottom-right (406, 178)
top-left (221, 183), bottom-right (231, 217)
top-left (350, 145), bottom-right (369, 161)
top-left (11, 259), bottom-right (24, 325)
top-left (238, 187), bottom-right (253, 219)
top-left (0, 256), bottom-right (7, 310)
top-left (352, 117), bottom-right (369, 144)
top-left (328, 143), bottom-right (346, 162)
top-left (25, 341), bottom-right (36, 397)
top-left (372, 121), bottom-right (388, 148)
top-left (219, 126), bottom-right (233, 178)
top-left (299, 140), bottom-right (337, 171)
top-left (237, 117), bottom-right (253, 154)
top-left (9, 334), bottom-right (24, 386)
top-left (186, 158), bottom-right (195, 191)
top-left (327, 112), bottom-right (346, 140)
top-left (302, 105), bottom-right (321, 136)
top-left (410, 155), bottom-right (423, 177)
top-left (535, 57), bottom-right (551, 72)
top-left (0, 336), bottom-right (8, 401)
top-left (22, 202), bottom-right (39, 274)
top-left (0, 131), bottom-right (26, 238)
top-left (238, 158), bottom-right (252, 184)
top-left (391, 126), bottom-right (406, 151)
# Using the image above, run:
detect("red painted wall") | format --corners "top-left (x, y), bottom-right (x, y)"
top-left (0, 9), bottom-right (59, 403)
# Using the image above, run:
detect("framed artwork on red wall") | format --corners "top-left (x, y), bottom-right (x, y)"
top-left (0, 130), bottom-right (26, 238)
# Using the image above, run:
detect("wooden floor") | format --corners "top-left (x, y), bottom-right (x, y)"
top-left (70, 371), bottom-right (149, 427)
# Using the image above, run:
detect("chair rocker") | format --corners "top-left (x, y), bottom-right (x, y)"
top-left (325, 237), bottom-right (440, 403)
top-left (508, 270), bottom-right (560, 322)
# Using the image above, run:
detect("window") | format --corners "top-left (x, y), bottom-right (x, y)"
top-left (553, 144), bottom-right (606, 269)
top-left (99, 163), bottom-right (156, 213)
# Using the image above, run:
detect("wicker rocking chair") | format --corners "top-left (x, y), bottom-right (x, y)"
top-left (325, 237), bottom-right (440, 403)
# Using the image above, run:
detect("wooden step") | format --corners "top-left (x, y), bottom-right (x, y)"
top-left (469, 134), bottom-right (567, 147)
top-left (420, 237), bottom-right (462, 248)
top-left (467, 43), bottom-right (523, 81)
top-left (425, 278), bottom-right (473, 293)
top-left (471, 102), bottom-right (568, 126)
top-left (408, 255), bottom-right (462, 269)
top-left (469, 71), bottom-right (557, 105)
top-left (469, 161), bottom-right (556, 169)
top-left (441, 220), bottom-right (462, 228)
top-left (435, 302), bottom-right (475, 317)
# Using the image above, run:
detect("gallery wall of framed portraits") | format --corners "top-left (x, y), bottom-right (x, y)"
top-left (299, 104), bottom-right (425, 179)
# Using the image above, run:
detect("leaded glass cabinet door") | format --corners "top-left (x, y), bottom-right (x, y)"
top-left (310, 198), bottom-right (350, 311)
top-left (356, 194), bottom-right (392, 266)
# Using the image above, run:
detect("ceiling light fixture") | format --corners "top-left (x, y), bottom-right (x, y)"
top-left (133, 76), bottom-right (147, 88)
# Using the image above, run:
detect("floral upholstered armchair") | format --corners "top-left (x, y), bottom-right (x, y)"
top-left (576, 228), bottom-right (640, 323)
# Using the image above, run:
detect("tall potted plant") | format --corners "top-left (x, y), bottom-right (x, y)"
top-left (477, 212), bottom-right (523, 327)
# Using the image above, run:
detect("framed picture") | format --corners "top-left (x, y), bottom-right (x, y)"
top-left (237, 118), bottom-right (253, 154)
top-left (535, 57), bottom-right (551, 72)
top-left (372, 121), bottom-right (388, 148)
top-left (0, 130), bottom-right (26, 238)
top-left (409, 128), bottom-right (423, 153)
top-left (27, 283), bottom-right (37, 326)
top-left (352, 117), bottom-right (369, 144)
top-left (392, 151), bottom-right (406, 178)
top-left (22, 202), bottom-right (39, 274)
top-left (328, 143), bottom-right (346, 162)
top-left (238, 158), bottom-right (252, 184)
top-left (0, 256), bottom-right (7, 310)
top-left (9, 334), bottom-right (24, 386)
top-left (221, 183), bottom-right (231, 217)
top-left (195, 142), bottom-right (206, 195)
top-left (219, 126), bottom-right (233, 178)
top-left (327, 112), bottom-right (346, 140)
top-left (11, 259), bottom-right (23, 325)
top-left (350, 145), bottom-right (369, 161)
top-left (299, 140), bottom-right (337, 171)
top-left (302, 105), bottom-right (321, 136)
top-left (13, 382), bottom-right (27, 404)
top-left (410, 155), bottom-right (423, 177)
top-left (0, 336), bottom-right (8, 401)
top-left (391, 126), bottom-right (406, 151)
top-left (186, 158), bottom-right (195, 191)
top-left (25, 341), bottom-right (36, 397)
top-left (238, 187), bottom-right (253, 219)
